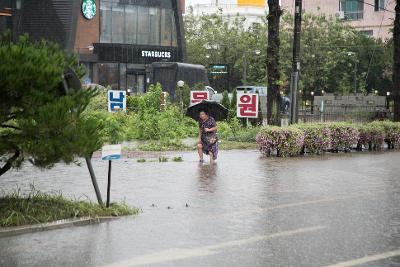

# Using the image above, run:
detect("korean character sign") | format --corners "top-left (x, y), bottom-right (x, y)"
top-left (108, 90), bottom-right (126, 112)
top-left (190, 91), bottom-right (209, 105)
top-left (237, 93), bottom-right (259, 118)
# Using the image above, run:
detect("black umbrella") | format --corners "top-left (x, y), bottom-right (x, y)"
top-left (186, 100), bottom-right (229, 121)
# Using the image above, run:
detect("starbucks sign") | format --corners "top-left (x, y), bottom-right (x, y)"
top-left (82, 0), bottom-right (96, 20)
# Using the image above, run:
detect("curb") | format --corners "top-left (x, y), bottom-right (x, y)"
top-left (0, 216), bottom-right (119, 238)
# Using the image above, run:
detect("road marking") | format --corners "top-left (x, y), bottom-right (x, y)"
top-left (325, 249), bottom-right (400, 267)
top-left (103, 225), bottom-right (326, 267)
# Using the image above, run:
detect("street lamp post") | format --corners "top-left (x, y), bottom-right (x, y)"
top-left (310, 91), bottom-right (315, 114)
top-left (387, 91), bottom-right (391, 110)
top-left (289, 0), bottom-right (303, 124)
top-left (177, 80), bottom-right (185, 115)
top-left (242, 50), bottom-right (261, 85)
top-left (347, 52), bottom-right (358, 94)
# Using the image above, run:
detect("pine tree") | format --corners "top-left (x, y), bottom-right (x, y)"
top-left (221, 90), bottom-right (230, 109)
top-left (0, 33), bottom-right (102, 176)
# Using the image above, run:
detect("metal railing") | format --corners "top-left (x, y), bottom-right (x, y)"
top-left (296, 105), bottom-right (389, 124)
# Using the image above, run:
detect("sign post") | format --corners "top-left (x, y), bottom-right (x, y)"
top-left (101, 144), bottom-right (122, 207)
top-left (237, 93), bottom-right (259, 127)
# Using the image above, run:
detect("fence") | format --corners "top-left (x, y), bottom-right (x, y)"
top-left (297, 105), bottom-right (389, 124)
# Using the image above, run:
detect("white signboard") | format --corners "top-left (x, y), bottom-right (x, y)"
top-left (237, 93), bottom-right (259, 118)
top-left (101, 144), bottom-right (122, 160)
top-left (108, 90), bottom-right (126, 112)
top-left (190, 91), bottom-right (209, 105)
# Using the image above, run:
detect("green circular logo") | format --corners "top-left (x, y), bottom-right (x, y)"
top-left (82, 0), bottom-right (96, 20)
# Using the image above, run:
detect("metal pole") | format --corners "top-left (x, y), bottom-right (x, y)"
top-left (106, 160), bottom-right (112, 208)
top-left (354, 60), bottom-right (357, 94)
top-left (85, 157), bottom-right (104, 206)
top-left (289, 0), bottom-right (303, 125)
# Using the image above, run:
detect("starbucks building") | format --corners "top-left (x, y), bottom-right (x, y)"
top-left (0, 0), bottom-right (186, 93)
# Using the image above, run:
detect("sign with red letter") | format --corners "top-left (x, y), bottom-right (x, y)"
top-left (190, 91), bottom-right (209, 105)
top-left (237, 93), bottom-right (258, 118)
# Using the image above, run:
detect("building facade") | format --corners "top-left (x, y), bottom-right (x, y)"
top-left (280, 0), bottom-right (395, 39)
top-left (0, 0), bottom-right (186, 93)
top-left (186, 0), bottom-right (269, 28)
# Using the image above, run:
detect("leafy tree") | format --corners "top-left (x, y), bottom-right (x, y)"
top-left (0, 33), bottom-right (102, 176)
top-left (184, 10), bottom-right (393, 98)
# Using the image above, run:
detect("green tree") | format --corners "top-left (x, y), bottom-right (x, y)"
top-left (0, 33), bottom-right (102, 176)
top-left (184, 11), bottom-right (393, 97)
top-left (221, 90), bottom-right (230, 108)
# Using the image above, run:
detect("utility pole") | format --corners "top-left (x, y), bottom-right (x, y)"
top-left (289, 0), bottom-right (303, 124)
top-left (243, 51), bottom-right (248, 85)
top-left (393, 0), bottom-right (400, 121)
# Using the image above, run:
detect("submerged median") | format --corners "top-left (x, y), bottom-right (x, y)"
top-left (0, 189), bottom-right (138, 227)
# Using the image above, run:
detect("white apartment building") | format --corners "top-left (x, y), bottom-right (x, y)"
top-left (185, 0), bottom-right (269, 27)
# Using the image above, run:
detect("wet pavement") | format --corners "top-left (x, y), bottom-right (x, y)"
top-left (1, 150), bottom-right (400, 267)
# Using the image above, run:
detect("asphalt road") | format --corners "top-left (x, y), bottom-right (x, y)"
top-left (1, 150), bottom-right (400, 267)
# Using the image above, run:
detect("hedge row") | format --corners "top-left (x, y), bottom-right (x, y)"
top-left (256, 121), bottom-right (400, 157)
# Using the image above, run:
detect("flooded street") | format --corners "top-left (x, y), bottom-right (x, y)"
top-left (1, 150), bottom-right (400, 266)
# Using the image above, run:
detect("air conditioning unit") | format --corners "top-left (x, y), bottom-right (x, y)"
top-left (335, 11), bottom-right (345, 20)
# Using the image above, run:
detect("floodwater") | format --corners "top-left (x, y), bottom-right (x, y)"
top-left (1, 150), bottom-right (400, 267)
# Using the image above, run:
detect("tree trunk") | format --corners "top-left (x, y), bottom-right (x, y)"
top-left (267, 0), bottom-right (282, 125)
top-left (393, 0), bottom-right (400, 121)
top-left (0, 149), bottom-right (20, 176)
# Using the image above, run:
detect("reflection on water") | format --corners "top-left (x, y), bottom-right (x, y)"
top-left (197, 163), bottom-right (218, 193)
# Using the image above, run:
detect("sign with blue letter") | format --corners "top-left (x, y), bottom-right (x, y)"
top-left (102, 145), bottom-right (122, 161)
top-left (108, 90), bottom-right (126, 112)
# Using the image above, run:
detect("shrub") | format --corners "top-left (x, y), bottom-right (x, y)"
top-left (358, 123), bottom-right (385, 151)
top-left (369, 121), bottom-right (400, 149)
top-left (297, 124), bottom-right (331, 154)
top-left (328, 122), bottom-right (359, 152)
top-left (256, 126), bottom-right (304, 157)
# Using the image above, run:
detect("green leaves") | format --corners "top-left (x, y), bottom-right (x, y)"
top-left (184, 10), bottom-right (392, 94)
top-left (0, 33), bottom-right (102, 175)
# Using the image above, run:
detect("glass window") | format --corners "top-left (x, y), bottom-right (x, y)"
top-left (360, 30), bottom-right (374, 37)
top-left (97, 63), bottom-right (119, 90)
top-left (111, 5), bottom-right (124, 43)
top-left (119, 63), bottom-right (126, 91)
top-left (100, 2), bottom-right (178, 47)
top-left (100, 2), bottom-right (112, 42)
top-left (375, 0), bottom-right (385, 11)
top-left (161, 9), bottom-right (172, 46)
top-left (342, 0), bottom-right (363, 20)
top-left (149, 7), bottom-right (161, 46)
top-left (125, 5), bottom-right (138, 44)
top-left (137, 6), bottom-right (150, 45)
top-left (171, 14), bottom-right (178, 47)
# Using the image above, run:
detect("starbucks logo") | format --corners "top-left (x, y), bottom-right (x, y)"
top-left (82, 0), bottom-right (96, 20)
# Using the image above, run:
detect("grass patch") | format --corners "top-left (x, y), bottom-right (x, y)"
top-left (172, 156), bottom-right (183, 162)
top-left (219, 141), bottom-right (258, 150)
top-left (136, 141), bottom-right (191, 151)
top-left (0, 189), bottom-right (138, 227)
top-left (158, 156), bottom-right (168, 162)
top-left (137, 159), bottom-right (146, 163)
